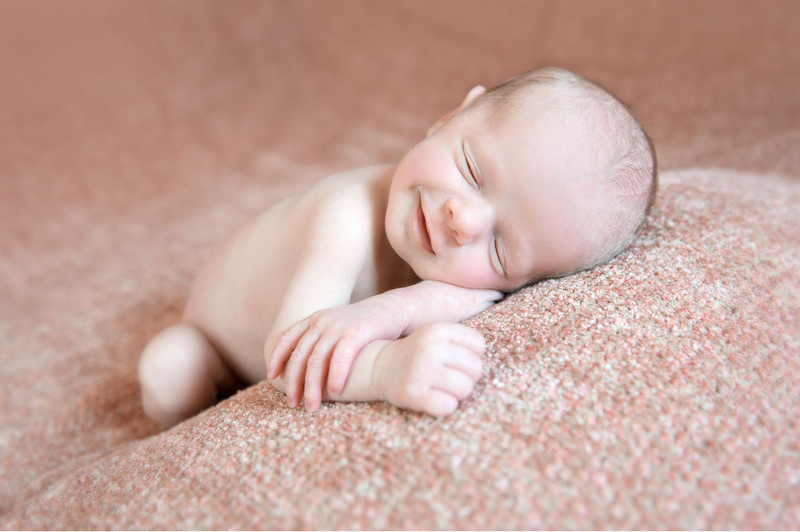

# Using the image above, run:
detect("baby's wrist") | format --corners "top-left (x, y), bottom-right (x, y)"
top-left (375, 290), bottom-right (414, 334)
top-left (326, 339), bottom-right (393, 404)
top-left (368, 340), bottom-right (395, 402)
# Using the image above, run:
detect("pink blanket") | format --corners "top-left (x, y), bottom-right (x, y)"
top-left (2, 0), bottom-right (799, 528)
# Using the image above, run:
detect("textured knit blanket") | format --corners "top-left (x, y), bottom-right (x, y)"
top-left (2, 1), bottom-right (799, 529)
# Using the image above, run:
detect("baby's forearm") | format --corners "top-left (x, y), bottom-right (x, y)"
top-left (267, 281), bottom-right (499, 412)
top-left (271, 323), bottom-right (485, 416)
top-left (270, 322), bottom-right (485, 417)
top-left (324, 339), bottom-right (390, 404)
top-left (381, 280), bottom-right (502, 334)
top-left (269, 339), bottom-right (390, 405)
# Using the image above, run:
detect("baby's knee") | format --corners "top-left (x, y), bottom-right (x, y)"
top-left (139, 325), bottom-right (211, 382)
top-left (138, 324), bottom-right (219, 425)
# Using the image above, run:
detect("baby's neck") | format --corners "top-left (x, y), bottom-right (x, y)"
top-left (371, 165), bottom-right (419, 293)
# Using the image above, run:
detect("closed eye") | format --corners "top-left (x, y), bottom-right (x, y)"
top-left (462, 139), bottom-right (481, 189)
top-left (492, 236), bottom-right (507, 277)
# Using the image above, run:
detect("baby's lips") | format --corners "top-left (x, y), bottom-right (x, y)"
top-left (414, 197), bottom-right (435, 254)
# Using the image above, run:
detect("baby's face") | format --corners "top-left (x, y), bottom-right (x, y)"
top-left (385, 86), bottom-right (611, 291)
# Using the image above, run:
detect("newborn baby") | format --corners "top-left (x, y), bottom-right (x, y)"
top-left (139, 67), bottom-right (657, 426)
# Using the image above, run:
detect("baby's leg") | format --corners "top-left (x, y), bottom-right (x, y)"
top-left (138, 324), bottom-right (241, 426)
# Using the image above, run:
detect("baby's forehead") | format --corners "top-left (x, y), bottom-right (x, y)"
top-left (470, 102), bottom-right (617, 225)
top-left (490, 79), bottom-right (588, 110)
top-left (494, 87), bottom-right (617, 162)
top-left (508, 83), bottom-right (603, 125)
top-left (489, 89), bottom-right (608, 148)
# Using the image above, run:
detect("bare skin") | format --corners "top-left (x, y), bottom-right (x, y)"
top-left (140, 164), bottom-right (502, 425)
top-left (139, 73), bottom-right (622, 426)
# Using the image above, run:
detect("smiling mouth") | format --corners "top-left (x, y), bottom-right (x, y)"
top-left (413, 192), bottom-right (434, 255)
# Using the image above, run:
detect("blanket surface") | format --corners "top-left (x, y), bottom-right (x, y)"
top-left (2, 0), bottom-right (799, 529)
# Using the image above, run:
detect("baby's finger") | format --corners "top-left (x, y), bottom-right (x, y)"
top-left (444, 350), bottom-right (483, 381)
top-left (283, 357), bottom-right (306, 408)
top-left (268, 320), bottom-right (309, 380)
top-left (484, 289), bottom-right (504, 302)
top-left (433, 366), bottom-right (478, 401)
top-left (478, 290), bottom-right (504, 312)
top-left (325, 337), bottom-right (361, 396)
top-left (448, 325), bottom-right (486, 354)
top-left (283, 329), bottom-right (320, 407)
top-left (303, 337), bottom-right (337, 412)
top-left (421, 389), bottom-right (460, 417)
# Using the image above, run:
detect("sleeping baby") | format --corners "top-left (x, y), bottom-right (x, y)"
top-left (139, 67), bottom-right (657, 426)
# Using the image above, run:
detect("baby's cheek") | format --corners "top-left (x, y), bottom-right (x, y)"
top-left (446, 258), bottom-right (497, 290)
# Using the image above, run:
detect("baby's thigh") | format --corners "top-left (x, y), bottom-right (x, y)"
top-left (182, 236), bottom-right (281, 383)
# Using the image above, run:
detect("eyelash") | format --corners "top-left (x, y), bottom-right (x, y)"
top-left (462, 146), bottom-right (480, 189)
top-left (493, 237), bottom-right (506, 276)
top-left (465, 163), bottom-right (479, 188)
top-left (461, 144), bottom-right (504, 276)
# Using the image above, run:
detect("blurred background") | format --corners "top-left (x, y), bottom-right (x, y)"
top-left (2, 0), bottom-right (798, 249)
top-left (2, 2), bottom-right (799, 528)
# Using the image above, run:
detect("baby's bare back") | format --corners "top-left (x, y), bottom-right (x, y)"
top-left (183, 166), bottom-right (395, 383)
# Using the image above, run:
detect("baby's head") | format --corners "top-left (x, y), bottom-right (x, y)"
top-left (385, 67), bottom-right (657, 291)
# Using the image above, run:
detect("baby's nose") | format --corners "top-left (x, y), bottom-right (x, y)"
top-left (446, 196), bottom-right (494, 246)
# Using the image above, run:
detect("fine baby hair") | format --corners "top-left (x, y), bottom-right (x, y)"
top-left (478, 66), bottom-right (657, 278)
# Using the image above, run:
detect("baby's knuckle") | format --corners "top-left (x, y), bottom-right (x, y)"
top-left (310, 312), bottom-right (331, 327)
top-left (399, 381), bottom-right (425, 404)
top-left (335, 336), bottom-right (358, 355)
top-left (469, 357), bottom-right (484, 377)
top-left (474, 336), bottom-right (487, 352)
top-left (331, 347), bottom-right (355, 367)
top-left (287, 354), bottom-right (307, 374)
top-left (285, 350), bottom-right (301, 367)
top-left (407, 349), bottom-right (435, 371)
top-left (304, 323), bottom-right (320, 338)
top-left (305, 356), bottom-right (324, 372)
top-left (341, 322), bottom-right (365, 340)
top-left (457, 382), bottom-right (476, 400)
top-left (463, 327), bottom-right (486, 345)
top-left (276, 333), bottom-right (293, 348)
top-left (431, 322), bottom-right (454, 334)
top-left (419, 322), bottom-right (450, 341)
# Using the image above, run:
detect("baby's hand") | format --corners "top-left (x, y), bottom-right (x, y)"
top-left (268, 298), bottom-right (408, 412)
top-left (374, 323), bottom-right (485, 417)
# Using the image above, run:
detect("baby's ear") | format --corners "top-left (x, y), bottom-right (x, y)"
top-left (462, 85), bottom-right (487, 107)
top-left (427, 85), bottom-right (487, 137)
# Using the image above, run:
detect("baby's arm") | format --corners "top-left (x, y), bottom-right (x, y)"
top-left (268, 280), bottom-right (502, 411)
top-left (274, 322), bottom-right (486, 417)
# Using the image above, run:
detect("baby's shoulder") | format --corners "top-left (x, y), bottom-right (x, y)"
top-left (297, 165), bottom-right (391, 219)
top-left (287, 164), bottom-right (392, 242)
top-left (308, 164), bottom-right (391, 198)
